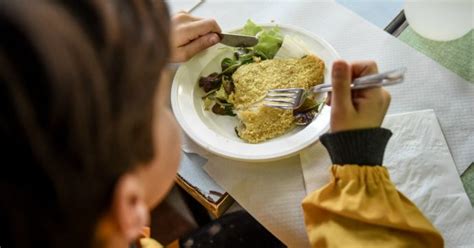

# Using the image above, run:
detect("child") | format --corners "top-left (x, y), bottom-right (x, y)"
top-left (0, 1), bottom-right (442, 247)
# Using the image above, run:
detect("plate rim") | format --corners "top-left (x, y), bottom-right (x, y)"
top-left (171, 23), bottom-right (340, 162)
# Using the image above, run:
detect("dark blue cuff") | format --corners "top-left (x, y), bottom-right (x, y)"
top-left (320, 128), bottom-right (392, 166)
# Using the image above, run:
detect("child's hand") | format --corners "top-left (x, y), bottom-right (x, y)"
top-left (327, 60), bottom-right (391, 133)
top-left (170, 12), bottom-right (221, 62)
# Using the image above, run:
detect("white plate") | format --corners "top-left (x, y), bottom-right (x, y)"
top-left (171, 23), bottom-right (339, 162)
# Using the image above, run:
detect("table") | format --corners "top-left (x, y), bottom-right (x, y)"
top-left (168, 0), bottom-right (473, 226)
top-left (170, 0), bottom-right (409, 218)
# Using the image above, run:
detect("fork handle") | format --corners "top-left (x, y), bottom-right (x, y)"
top-left (312, 67), bottom-right (406, 93)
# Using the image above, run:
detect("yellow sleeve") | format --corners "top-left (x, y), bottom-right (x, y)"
top-left (138, 227), bottom-right (164, 248)
top-left (139, 238), bottom-right (163, 248)
top-left (302, 165), bottom-right (444, 248)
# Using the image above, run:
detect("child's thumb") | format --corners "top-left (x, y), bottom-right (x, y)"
top-left (331, 60), bottom-right (353, 111)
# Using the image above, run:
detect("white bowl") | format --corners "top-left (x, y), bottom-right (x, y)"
top-left (171, 23), bottom-right (339, 162)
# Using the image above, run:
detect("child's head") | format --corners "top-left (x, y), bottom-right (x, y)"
top-left (0, 1), bottom-right (181, 247)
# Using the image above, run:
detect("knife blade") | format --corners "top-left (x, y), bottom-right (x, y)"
top-left (218, 33), bottom-right (258, 47)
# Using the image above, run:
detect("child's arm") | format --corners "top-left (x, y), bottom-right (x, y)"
top-left (301, 61), bottom-right (443, 247)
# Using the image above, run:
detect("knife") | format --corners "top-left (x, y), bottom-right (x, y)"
top-left (218, 33), bottom-right (259, 47)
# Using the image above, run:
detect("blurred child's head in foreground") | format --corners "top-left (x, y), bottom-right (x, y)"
top-left (0, 1), bottom-right (181, 247)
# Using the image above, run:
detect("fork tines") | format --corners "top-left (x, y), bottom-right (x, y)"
top-left (263, 88), bottom-right (305, 109)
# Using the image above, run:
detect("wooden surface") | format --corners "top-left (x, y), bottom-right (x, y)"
top-left (175, 175), bottom-right (234, 217)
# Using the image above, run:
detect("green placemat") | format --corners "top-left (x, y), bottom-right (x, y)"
top-left (461, 163), bottom-right (474, 207)
top-left (399, 27), bottom-right (473, 82)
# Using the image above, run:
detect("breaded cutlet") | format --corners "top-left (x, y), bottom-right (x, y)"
top-left (230, 55), bottom-right (324, 143)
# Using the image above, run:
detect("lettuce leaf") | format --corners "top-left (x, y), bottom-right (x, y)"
top-left (254, 26), bottom-right (283, 59)
top-left (241, 19), bottom-right (283, 59)
top-left (241, 19), bottom-right (263, 36)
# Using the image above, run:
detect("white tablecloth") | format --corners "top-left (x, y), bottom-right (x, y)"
top-left (171, 1), bottom-right (474, 247)
top-left (175, 0), bottom-right (474, 172)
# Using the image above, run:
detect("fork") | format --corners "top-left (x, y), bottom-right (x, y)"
top-left (263, 67), bottom-right (406, 110)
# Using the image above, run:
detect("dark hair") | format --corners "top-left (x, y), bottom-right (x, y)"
top-left (0, 0), bottom-right (170, 247)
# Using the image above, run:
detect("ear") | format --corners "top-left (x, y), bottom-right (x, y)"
top-left (111, 173), bottom-right (150, 242)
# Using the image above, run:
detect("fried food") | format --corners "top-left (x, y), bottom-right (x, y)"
top-left (231, 55), bottom-right (324, 143)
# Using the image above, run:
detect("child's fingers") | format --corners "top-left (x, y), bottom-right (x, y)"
top-left (173, 32), bottom-right (220, 61)
top-left (351, 60), bottom-right (378, 77)
top-left (353, 87), bottom-right (391, 118)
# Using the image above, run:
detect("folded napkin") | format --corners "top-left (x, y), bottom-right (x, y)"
top-left (301, 110), bottom-right (474, 248)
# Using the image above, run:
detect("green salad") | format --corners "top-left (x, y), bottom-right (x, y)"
top-left (198, 20), bottom-right (323, 126)
top-left (198, 20), bottom-right (283, 116)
